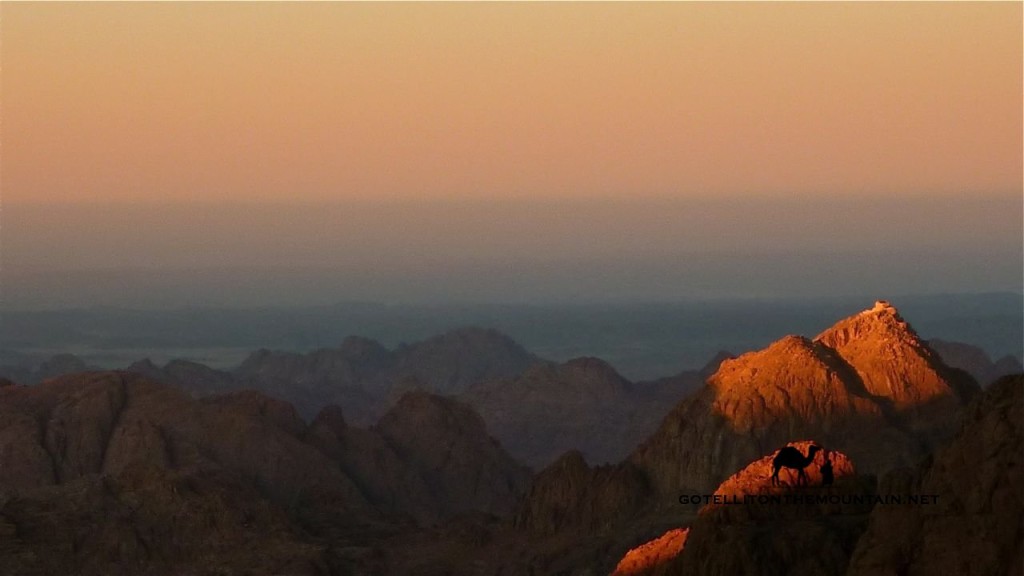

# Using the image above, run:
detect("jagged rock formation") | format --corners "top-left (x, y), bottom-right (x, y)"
top-left (846, 374), bottom-right (1023, 576)
top-left (629, 301), bottom-right (978, 499)
top-left (0, 371), bottom-right (531, 573)
top-left (461, 357), bottom-right (702, 467)
top-left (514, 450), bottom-right (649, 537)
top-left (928, 338), bottom-right (1023, 386)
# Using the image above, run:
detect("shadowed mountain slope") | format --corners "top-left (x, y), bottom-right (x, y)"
top-left (847, 373), bottom-right (1023, 576)
top-left (461, 357), bottom-right (703, 467)
top-left (0, 371), bottom-right (530, 574)
top-left (928, 338), bottom-right (1023, 386)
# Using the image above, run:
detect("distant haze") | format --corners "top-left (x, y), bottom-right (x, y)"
top-left (2, 197), bottom-right (1020, 308)
top-left (1, 3), bottom-right (1021, 308)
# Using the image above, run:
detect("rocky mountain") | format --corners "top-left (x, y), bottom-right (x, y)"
top-left (0, 371), bottom-right (530, 574)
top-left (0, 301), bottom-right (1017, 575)
top-left (629, 301), bottom-right (977, 499)
top-left (502, 302), bottom-right (982, 573)
top-left (928, 338), bottom-right (1023, 386)
top-left (461, 357), bottom-right (703, 467)
top-left (847, 373), bottom-right (1023, 576)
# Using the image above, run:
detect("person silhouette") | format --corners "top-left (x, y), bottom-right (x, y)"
top-left (820, 450), bottom-right (834, 488)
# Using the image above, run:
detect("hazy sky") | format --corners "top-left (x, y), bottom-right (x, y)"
top-left (1, 2), bottom-right (1021, 307)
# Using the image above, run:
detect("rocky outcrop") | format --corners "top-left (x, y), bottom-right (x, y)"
top-left (928, 338), bottom-right (1023, 386)
top-left (846, 374), bottom-right (1023, 576)
top-left (611, 528), bottom-right (689, 576)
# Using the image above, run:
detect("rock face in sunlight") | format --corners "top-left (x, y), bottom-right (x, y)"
top-left (815, 301), bottom-right (978, 428)
top-left (847, 374), bottom-right (1023, 576)
top-left (611, 527), bottom-right (689, 576)
top-left (0, 372), bottom-right (531, 574)
top-left (629, 301), bottom-right (978, 499)
top-left (711, 440), bottom-right (856, 499)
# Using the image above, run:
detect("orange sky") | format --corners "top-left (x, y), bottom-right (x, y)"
top-left (3, 2), bottom-right (1021, 204)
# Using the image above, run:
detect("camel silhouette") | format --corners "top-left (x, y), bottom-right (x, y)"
top-left (770, 444), bottom-right (822, 486)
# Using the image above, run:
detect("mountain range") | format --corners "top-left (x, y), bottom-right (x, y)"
top-left (0, 301), bottom-right (1020, 574)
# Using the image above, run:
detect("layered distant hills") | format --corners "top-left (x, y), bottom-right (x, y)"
top-left (0, 301), bottom-right (1021, 575)
top-left (1, 327), bottom-right (714, 468)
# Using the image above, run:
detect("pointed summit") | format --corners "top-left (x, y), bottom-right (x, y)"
top-left (815, 300), bottom-right (918, 351)
top-left (815, 301), bottom-right (977, 411)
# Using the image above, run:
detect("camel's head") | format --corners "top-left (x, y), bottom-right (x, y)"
top-left (809, 444), bottom-right (823, 456)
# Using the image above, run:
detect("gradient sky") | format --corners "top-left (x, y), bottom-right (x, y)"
top-left (1, 2), bottom-right (1021, 306)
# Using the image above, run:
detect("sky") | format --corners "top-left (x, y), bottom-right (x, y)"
top-left (1, 2), bottom-right (1021, 307)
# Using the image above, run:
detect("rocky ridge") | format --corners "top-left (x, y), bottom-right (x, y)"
top-left (462, 357), bottom-right (703, 467)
